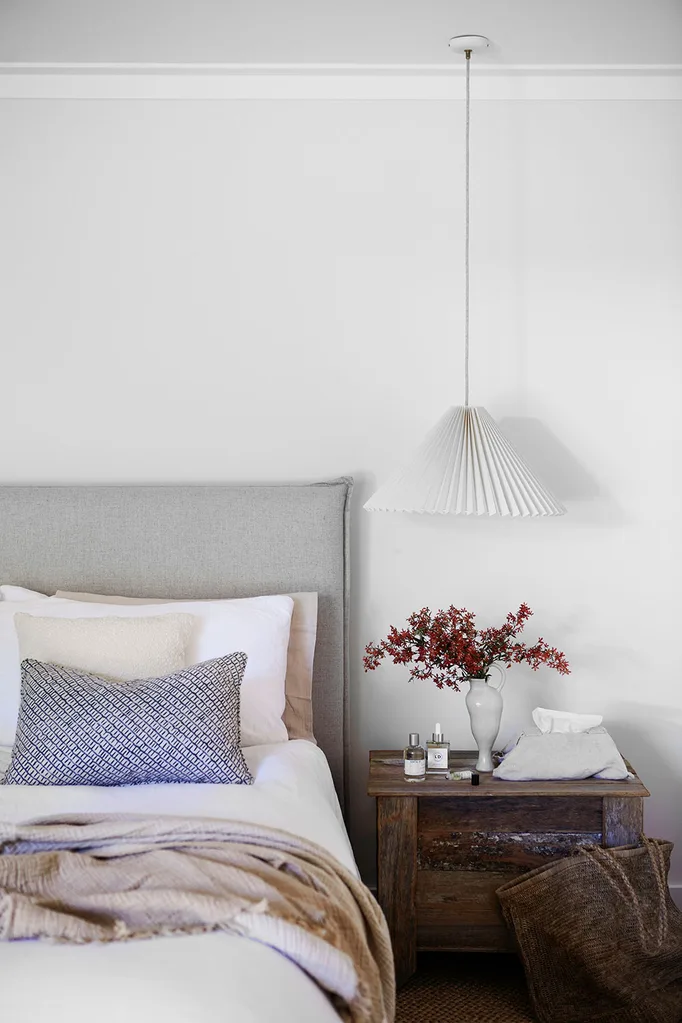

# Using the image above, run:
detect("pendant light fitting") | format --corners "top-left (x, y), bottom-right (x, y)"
top-left (448, 35), bottom-right (490, 55)
top-left (364, 36), bottom-right (565, 517)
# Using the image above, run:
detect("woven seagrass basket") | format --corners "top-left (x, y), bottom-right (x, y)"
top-left (497, 838), bottom-right (682, 1023)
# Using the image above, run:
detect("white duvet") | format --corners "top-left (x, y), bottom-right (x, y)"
top-left (0, 740), bottom-right (356, 1023)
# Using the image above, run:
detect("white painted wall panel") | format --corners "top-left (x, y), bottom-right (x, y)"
top-left (1, 80), bottom-right (680, 884)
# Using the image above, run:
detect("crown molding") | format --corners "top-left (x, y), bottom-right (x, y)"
top-left (1, 62), bottom-right (680, 100)
top-left (3, 62), bottom-right (682, 74)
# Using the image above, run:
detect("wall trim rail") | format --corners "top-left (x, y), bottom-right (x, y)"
top-left (1, 62), bottom-right (681, 101)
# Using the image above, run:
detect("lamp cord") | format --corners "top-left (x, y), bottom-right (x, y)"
top-left (464, 48), bottom-right (471, 406)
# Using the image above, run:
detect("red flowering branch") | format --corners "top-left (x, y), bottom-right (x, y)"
top-left (363, 603), bottom-right (570, 691)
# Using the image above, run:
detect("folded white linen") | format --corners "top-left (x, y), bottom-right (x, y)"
top-left (532, 706), bottom-right (603, 734)
top-left (492, 728), bottom-right (630, 781)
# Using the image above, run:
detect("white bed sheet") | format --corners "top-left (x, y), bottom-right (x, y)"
top-left (0, 740), bottom-right (356, 1023)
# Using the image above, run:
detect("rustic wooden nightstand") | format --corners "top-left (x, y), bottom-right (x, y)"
top-left (368, 748), bottom-right (649, 986)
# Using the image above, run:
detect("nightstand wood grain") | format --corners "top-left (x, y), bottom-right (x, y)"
top-left (369, 749), bottom-right (649, 986)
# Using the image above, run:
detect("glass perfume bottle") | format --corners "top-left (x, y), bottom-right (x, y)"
top-left (426, 723), bottom-right (450, 776)
top-left (403, 733), bottom-right (426, 782)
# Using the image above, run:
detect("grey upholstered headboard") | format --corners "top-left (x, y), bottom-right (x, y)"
top-left (0, 479), bottom-right (352, 809)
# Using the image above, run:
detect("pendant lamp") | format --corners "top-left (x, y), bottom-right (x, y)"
top-left (364, 36), bottom-right (565, 517)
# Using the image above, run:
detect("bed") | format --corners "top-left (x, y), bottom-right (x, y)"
top-left (0, 479), bottom-right (390, 1023)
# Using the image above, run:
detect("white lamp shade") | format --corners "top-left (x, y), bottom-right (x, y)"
top-left (364, 405), bottom-right (565, 517)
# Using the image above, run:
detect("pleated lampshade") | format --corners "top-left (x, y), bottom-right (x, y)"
top-left (364, 37), bottom-right (565, 518)
top-left (364, 405), bottom-right (565, 517)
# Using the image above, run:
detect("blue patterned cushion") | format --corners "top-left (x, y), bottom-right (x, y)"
top-left (3, 654), bottom-right (252, 787)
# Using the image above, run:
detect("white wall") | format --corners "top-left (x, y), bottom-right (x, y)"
top-left (1, 73), bottom-right (681, 888)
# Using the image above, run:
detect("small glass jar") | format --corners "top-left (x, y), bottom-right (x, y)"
top-left (426, 724), bottom-right (450, 776)
top-left (404, 733), bottom-right (426, 782)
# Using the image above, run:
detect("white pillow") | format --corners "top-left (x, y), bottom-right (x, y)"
top-left (0, 603), bottom-right (194, 747)
top-left (14, 613), bottom-right (195, 682)
top-left (0, 595), bottom-right (293, 748)
top-left (0, 601), bottom-right (53, 744)
top-left (3, 585), bottom-right (318, 742)
top-left (0, 585), bottom-right (49, 602)
top-left (56, 589), bottom-right (319, 743)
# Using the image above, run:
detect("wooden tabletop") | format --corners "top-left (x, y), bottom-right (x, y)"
top-left (367, 749), bottom-right (650, 798)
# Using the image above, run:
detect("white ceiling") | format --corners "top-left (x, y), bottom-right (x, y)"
top-left (1, 0), bottom-right (681, 66)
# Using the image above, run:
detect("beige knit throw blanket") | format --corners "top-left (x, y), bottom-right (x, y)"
top-left (0, 814), bottom-right (395, 1023)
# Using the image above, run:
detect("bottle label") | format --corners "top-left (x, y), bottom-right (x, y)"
top-left (404, 760), bottom-right (425, 776)
top-left (428, 748), bottom-right (448, 769)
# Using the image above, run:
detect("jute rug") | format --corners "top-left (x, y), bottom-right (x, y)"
top-left (396, 952), bottom-right (536, 1023)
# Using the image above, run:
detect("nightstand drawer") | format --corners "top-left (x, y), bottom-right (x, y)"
top-left (417, 795), bottom-right (603, 871)
top-left (416, 869), bottom-right (514, 951)
top-left (418, 795), bottom-right (604, 833)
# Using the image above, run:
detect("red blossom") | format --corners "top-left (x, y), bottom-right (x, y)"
top-left (363, 603), bottom-right (570, 691)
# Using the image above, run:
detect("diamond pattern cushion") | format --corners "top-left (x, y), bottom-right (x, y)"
top-left (3, 654), bottom-right (252, 787)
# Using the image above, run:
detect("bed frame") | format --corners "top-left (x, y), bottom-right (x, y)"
top-left (0, 479), bottom-right (352, 810)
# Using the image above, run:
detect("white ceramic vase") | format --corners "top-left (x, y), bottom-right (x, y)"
top-left (464, 664), bottom-right (506, 772)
